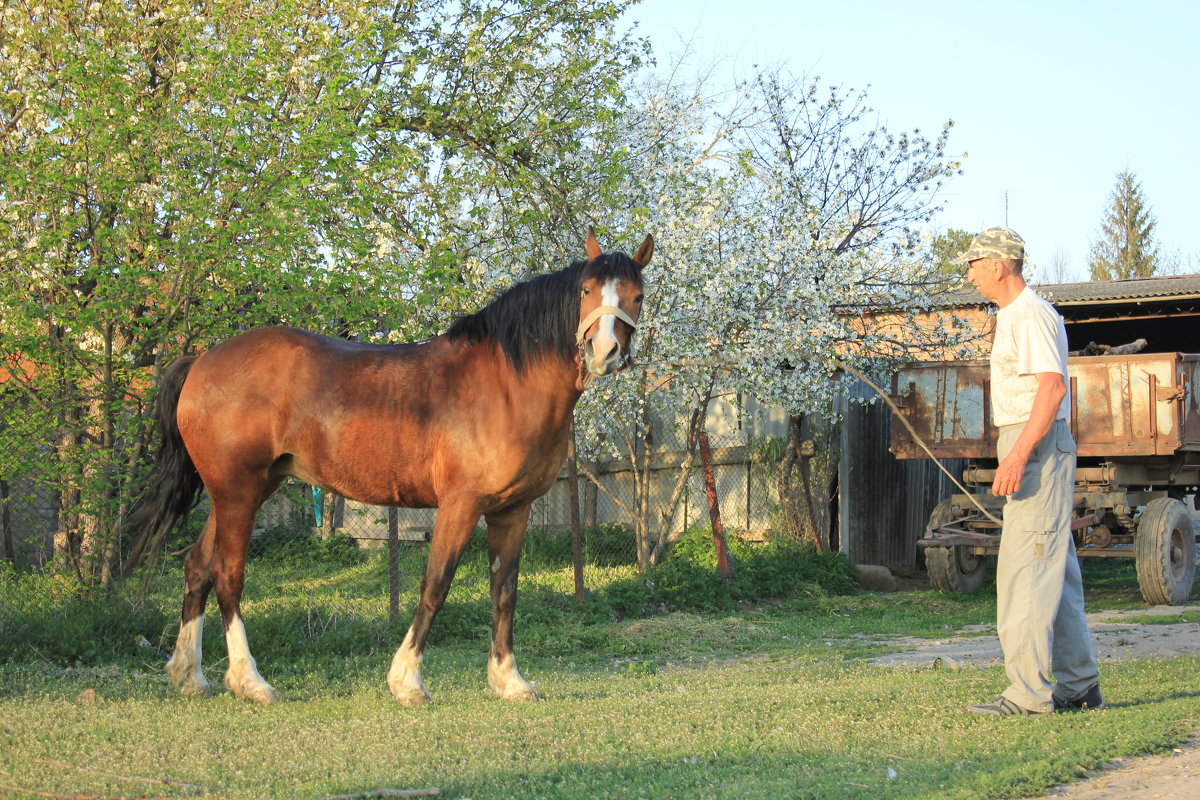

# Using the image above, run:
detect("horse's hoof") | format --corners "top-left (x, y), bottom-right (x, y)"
top-left (243, 685), bottom-right (279, 705)
top-left (166, 660), bottom-right (211, 697)
top-left (501, 687), bottom-right (539, 702)
top-left (393, 688), bottom-right (432, 707)
top-left (178, 678), bottom-right (212, 697)
top-left (225, 673), bottom-right (279, 705)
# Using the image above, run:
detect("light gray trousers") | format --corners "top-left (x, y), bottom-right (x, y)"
top-left (996, 419), bottom-right (1100, 712)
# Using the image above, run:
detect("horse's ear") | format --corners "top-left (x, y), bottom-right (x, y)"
top-left (585, 227), bottom-right (603, 261)
top-left (632, 234), bottom-right (654, 269)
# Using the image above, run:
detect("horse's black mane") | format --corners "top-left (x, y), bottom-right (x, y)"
top-left (447, 252), bottom-right (644, 372)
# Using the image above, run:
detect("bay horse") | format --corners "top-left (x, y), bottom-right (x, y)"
top-left (139, 230), bottom-right (652, 705)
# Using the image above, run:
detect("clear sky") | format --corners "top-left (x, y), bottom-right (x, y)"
top-left (623, 0), bottom-right (1197, 282)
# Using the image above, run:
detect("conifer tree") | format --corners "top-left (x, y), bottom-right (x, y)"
top-left (1089, 170), bottom-right (1161, 280)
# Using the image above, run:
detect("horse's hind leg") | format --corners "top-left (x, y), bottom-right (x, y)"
top-left (166, 514), bottom-right (217, 696)
top-left (485, 505), bottom-right (537, 702)
top-left (388, 495), bottom-right (482, 706)
top-left (212, 481), bottom-right (281, 704)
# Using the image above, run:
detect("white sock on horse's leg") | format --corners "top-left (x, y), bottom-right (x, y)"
top-left (222, 613), bottom-right (278, 704)
top-left (166, 616), bottom-right (211, 696)
top-left (388, 629), bottom-right (431, 706)
top-left (489, 650), bottom-right (537, 701)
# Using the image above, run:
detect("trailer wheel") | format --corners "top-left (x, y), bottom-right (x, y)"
top-left (924, 498), bottom-right (989, 594)
top-left (1135, 497), bottom-right (1197, 606)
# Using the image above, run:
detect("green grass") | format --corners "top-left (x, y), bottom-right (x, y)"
top-left (0, 553), bottom-right (1196, 799)
top-left (1116, 609), bottom-right (1200, 625)
top-left (1, 642), bottom-right (1196, 799)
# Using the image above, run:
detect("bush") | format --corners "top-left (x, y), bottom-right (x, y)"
top-left (599, 573), bottom-right (654, 619)
top-left (518, 524), bottom-right (638, 569)
top-left (650, 554), bottom-right (737, 612)
top-left (735, 534), bottom-right (858, 598)
top-left (521, 527), bottom-right (573, 568)
top-left (0, 524), bottom-right (855, 668)
top-left (584, 524), bottom-right (637, 566)
top-left (0, 568), bottom-right (170, 665)
top-left (644, 528), bottom-right (856, 613)
top-left (251, 524), bottom-right (364, 567)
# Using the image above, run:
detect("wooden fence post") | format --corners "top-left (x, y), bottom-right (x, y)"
top-left (567, 424), bottom-right (586, 605)
top-left (388, 507), bottom-right (400, 624)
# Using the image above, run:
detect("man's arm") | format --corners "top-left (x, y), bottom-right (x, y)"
top-left (991, 371), bottom-right (1066, 497)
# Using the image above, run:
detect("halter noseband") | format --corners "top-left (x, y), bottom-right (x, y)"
top-left (575, 305), bottom-right (637, 348)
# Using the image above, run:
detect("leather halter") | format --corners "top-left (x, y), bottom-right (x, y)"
top-left (575, 305), bottom-right (637, 348)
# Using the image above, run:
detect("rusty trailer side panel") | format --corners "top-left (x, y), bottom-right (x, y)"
top-left (889, 352), bottom-right (1200, 460)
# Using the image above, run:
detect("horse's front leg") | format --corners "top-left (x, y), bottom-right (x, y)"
top-left (485, 504), bottom-right (537, 702)
top-left (388, 495), bottom-right (482, 706)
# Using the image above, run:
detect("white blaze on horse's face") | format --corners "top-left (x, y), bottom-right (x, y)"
top-left (590, 279), bottom-right (622, 373)
top-left (577, 276), bottom-right (641, 378)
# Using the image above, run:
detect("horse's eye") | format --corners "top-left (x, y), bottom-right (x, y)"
top-left (635, 294), bottom-right (643, 304)
top-left (581, 287), bottom-right (591, 297)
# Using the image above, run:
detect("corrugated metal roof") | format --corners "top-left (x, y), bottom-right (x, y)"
top-left (1038, 273), bottom-right (1200, 303)
top-left (931, 273), bottom-right (1200, 309)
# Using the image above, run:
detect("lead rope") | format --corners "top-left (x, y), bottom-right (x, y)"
top-left (834, 360), bottom-right (1003, 526)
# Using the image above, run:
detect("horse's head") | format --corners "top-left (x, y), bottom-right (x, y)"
top-left (575, 228), bottom-right (652, 387)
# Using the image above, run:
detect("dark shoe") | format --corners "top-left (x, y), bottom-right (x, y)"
top-left (967, 696), bottom-right (1042, 716)
top-left (1053, 683), bottom-right (1105, 712)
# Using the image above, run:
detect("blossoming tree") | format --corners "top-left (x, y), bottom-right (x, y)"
top-left (570, 68), bottom-right (972, 565)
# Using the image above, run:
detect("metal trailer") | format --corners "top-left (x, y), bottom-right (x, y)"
top-left (889, 351), bottom-right (1200, 605)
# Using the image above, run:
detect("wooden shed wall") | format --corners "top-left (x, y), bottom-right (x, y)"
top-left (837, 377), bottom-right (966, 568)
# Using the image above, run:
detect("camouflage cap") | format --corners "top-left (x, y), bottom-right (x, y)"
top-left (953, 227), bottom-right (1025, 264)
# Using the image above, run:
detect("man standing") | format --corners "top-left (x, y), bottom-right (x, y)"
top-left (957, 227), bottom-right (1103, 716)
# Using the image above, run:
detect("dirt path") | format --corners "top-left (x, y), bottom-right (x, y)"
top-left (869, 604), bottom-right (1200, 668)
top-left (1037, 734), bottom-right (1200, 800)
top-left (868, 604), bottom-right (1200, 799)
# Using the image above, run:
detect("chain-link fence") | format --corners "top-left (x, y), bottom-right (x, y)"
top-left (0, 423), bottom-right (825, 572)
top-left (242, 426), bottom-right (807, 598)
top-left (1, 415), bottom-right (840, 663)
top-left (301, 433), bottom-right (792, 543)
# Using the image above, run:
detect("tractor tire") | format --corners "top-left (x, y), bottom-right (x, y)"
top-left (1135, 497), bottom-right (1197, 606)
top-left (924, 498), bottom-right (989, 594)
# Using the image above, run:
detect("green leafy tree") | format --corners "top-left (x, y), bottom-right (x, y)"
top-left (1088, 170), bottom-right (1162, 280)
top-left (931, 228), bottom-right (975, 279)
top-left (0, 0), bottom-right (646, 582)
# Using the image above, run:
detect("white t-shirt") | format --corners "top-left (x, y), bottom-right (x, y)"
top-left (990, 286), bottom-right (1071, 427)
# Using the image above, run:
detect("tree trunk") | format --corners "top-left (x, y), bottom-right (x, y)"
top-left (797, 448), bottom-right (825, 552)
top-left (778, 413), bottom-right (826, 552)
top-left (647, 382), bottom-right (715, 566)
top-left (778, 413), bottom-right (805, 541)
top-left (698, 431), bottom-right (732, 580)
top-left (634, 399), bottom-right (654, 569)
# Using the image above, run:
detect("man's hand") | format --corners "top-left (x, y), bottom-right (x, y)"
top-left (992, 449), bottom-right (1029, 496)
top-left (991, 371), bottom-right (1066, 497)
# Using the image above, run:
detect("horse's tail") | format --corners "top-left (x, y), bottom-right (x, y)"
top-left (124, 356), bottom-right (205, 576)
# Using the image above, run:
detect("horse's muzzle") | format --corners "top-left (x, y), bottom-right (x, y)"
top-left (582, 339), bottom-right (631, 377)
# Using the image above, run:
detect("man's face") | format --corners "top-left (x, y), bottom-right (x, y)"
top-left (966, 258), bottom-right (1001, 301)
